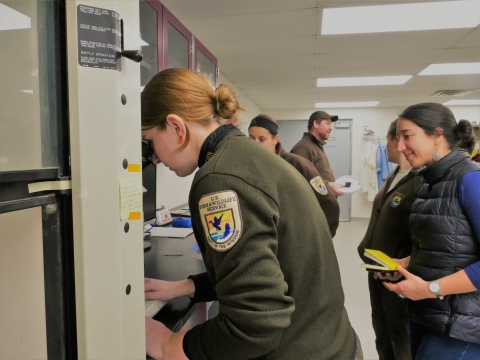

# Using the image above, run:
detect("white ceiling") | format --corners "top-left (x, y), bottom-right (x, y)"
top-left (160, 0), bottom-right (480, 110)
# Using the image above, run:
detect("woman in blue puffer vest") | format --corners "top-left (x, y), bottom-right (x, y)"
top-left (383, 102), bottom-right (480, 360)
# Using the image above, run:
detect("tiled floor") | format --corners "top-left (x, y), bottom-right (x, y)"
top-left (333, 218), bottom-right (378, 360)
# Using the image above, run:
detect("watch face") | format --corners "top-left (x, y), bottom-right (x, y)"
top-left (429, 281), bottom-right (440, 293)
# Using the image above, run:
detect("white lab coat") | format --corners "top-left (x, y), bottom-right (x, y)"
top-left (361, 142), bottom-right (378, 201)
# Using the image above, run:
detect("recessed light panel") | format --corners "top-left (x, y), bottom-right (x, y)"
top-left (0, 3), bottom-right (31, 31)
top-left (443, 99), bottom-right (480, 106)
top-left (317, 76), bottom-right (412, 87)
top-left (419, 63), bottom-right (480, 75)
top-left (321, 1), bottom-right (480, 35)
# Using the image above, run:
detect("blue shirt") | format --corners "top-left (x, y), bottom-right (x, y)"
top-left (459, 170), bottom-right (480, 289)
top-left (376, 144), bottom-right (392, 189)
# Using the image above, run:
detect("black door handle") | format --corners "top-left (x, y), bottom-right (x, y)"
top-left (121, 50), bottom-right (143, 63)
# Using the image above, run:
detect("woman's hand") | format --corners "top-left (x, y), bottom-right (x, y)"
top-left (383, 266), bottom-right (435, 300)
top-left (145, 317), bottom-right (172, 359)
top-left (145, 278), bottom-right (195, 301)
top-left (145, 317), bottom-right (188, 360)
top-left (374, 256), bottom-right (410, 281)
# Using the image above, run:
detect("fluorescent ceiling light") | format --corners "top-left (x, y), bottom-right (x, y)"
top-left (443, 99), bottom-right (480, 106)
top-left (20, 90), bottom-right (33, 94)
top-left (419, 63), bottom-right (480, 75)
top-left (0, 3), bottom-right (31, 31)
top-left (317, 76), bottom-right (411, 87)
top-left (316, 102), bottom-right (379, 108)
top-left (321, 1), bottom-right (480, 35)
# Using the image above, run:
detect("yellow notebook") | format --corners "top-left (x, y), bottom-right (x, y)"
top-left (361, 249), bottom-right (401, 272)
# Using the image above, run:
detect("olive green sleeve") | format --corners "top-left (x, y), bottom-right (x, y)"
top-left (183, 174), bottom-right (295, 360)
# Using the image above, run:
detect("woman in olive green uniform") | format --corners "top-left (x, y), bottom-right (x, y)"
top-left (142, 68), bottom-right (361, 360)
top-left (248, 114), bottom-right (340, 237)
top-left (358, 119), bottom-right (420, 360)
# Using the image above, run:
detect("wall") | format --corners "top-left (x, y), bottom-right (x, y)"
top-left (156, 71), bottom-right (262, 209)
top-left (266, 105), bottom-right (480, 218)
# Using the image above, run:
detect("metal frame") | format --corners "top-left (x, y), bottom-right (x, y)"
top-left (0, 0), bottom-right (77, 358)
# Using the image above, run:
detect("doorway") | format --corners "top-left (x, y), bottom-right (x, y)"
top-left (277, 119), bottom-right (353, 221)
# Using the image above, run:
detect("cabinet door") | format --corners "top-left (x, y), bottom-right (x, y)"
top-left (141, 0), bottom-right (162, 87)
top-left (163, 7), bottom-right (192, 70)
top-left (195, 38), bottom-right (218, 86)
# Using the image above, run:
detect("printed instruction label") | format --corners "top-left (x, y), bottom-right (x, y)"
top-left (77, 5), bottom-right (122, 70)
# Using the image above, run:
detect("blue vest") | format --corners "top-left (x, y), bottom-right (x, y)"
top-left (409, 150), bottom-right (480, 344)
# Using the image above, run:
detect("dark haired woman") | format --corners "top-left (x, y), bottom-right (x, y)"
top-left (142, 68), bottom-right (360, 360)
top-left (384, 103), bottom-right (480, 359)
top-left (248, 114), bottom-right (340, 237)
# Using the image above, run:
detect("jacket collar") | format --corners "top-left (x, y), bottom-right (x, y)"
top-left (303, 132), bottom-right (324, 149)
top-left (275, 142), bottom-right (287, 157)
top-left (197, 124), bottom-right (238, 167)
top-left (417, 149), bottom-right (470, 186)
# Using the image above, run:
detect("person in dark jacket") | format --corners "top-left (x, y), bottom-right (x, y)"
top-left (141, 68), bottom-right (361, 360)
top-left (384, 103), bottom-right (480, 359)
top-left (358, 119), bottom-right (421, 360)
top-left (291, 111), bottom-right (345, 196)
top-left (248, 114), bottom-right (340, 237)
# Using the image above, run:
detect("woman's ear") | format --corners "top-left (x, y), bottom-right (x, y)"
top-left (433, 127), bottom-right (445, 145)
top-left (165, 114), bottom-right (187, 142)
top-left (273, 134), bottom-right (280, 145)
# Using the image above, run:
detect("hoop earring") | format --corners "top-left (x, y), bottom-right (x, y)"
top-left (433, 148), bottom-right (441, 161)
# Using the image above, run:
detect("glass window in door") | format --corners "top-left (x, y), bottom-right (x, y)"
top-left (167, 23), bottom-right (189, 69)
top-left (139, 0), bottom-right (158, 90)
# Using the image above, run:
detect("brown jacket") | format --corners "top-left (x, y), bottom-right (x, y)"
top-left (276, 143), bottom-right (340, 237)
top-left (358, 166), bottom-right (422, 263)
top-left (290, 133), bottom-right (335, 183)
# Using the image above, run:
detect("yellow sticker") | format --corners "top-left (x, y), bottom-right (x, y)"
top-left (310, 176), bottom-right (328, 195)
top-left (198, 191), bottom-right (243, 252)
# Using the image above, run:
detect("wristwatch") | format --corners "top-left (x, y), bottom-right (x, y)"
top-left (428, 281), bottom-right (444, 300)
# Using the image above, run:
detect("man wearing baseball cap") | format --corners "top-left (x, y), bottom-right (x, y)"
top-left (291, 111), bottom-right (345, 196)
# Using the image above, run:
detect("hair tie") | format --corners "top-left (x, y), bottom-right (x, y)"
top-left (216, 98), bottom-right (220, 114)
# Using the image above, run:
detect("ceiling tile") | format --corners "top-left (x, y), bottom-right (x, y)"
top-left (453, 27), bottom-right (480, 49)
top-left (223, 68), bottom-right (316, 81)
top-left (179, 8), bottom-right (317, 43)
top-left (316, 49), bottom-right (444, 67)
top-left (434, 48), bottom-right (480, 63)
top-left (235, 79), bottom-right (315, 89)
top-left (243, 86), bottom-right (317, 96)
top-left (315, 64), bottom-right (426, 77)
top-left (221, 55), bottom-right (315, 72)
top-left (160, 0), bottom-right (317, 19)
top-left (205, 36), bottom-right (316, 60)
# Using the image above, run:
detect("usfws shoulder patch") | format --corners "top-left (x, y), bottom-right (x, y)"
top-left (198, 190), bottom-right (243, 252)
top-left (310, 176), bottom-right (328, 195)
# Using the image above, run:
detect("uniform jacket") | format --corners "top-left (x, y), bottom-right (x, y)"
top-left (276, 142), bottom-right (340, 237)
top-left (409, 150), bottom-right (480, 344)
top-left (290, 132), bottom-right (335, 183)
top-left (358, 166), bottom-right (421, 263)
top-left (184, 129), bottom-right (354, 360)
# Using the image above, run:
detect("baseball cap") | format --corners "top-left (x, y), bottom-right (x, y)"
top-left (309, 111), bottom-right (338, 123)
